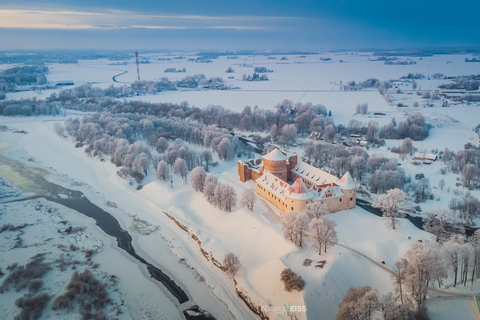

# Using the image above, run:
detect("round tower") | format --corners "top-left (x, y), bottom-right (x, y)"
top-left (262, 148), bottom-right (288, 181)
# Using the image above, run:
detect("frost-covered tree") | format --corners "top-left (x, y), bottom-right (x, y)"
top-left (282, 211), bottom-right (310, 247)
top-left (212, 183), bottom-right (237, 212)
top-left (132, 152), bottom-right (151, 177)
top-left (422, 209), bottom-right (462, 242)
top-left (202, 149), bottom-right (213, 169)
top-left (443, 237), bottom-right (462, 287)
top-left (220, 184), bottom-right (237, 212)
top-left (308, 217), bottom-right (338, 255)
top-left (203, 175), bottom-right (218, 204)
top-left (53, 122), bottom-right (67, 138)
top-left (355, 103), bottom-right (368, 115)
top-left (414, 178), bottom-right (431, 203)
top-left (279, 124), bottom-right (297, 146)
top-left (336, 286), bottom-right (379, 320)
top-left (156, 137), bottom-right (168, 153)
top-left (223, 253), bottom-right (240, 278)
top-left (399, 138), bottom-right (413, 155)
top-left (173, 158), bottom-right (188, 183)
top-left (379, 293), bottom-right (415, 320)
top-left (402, 241), bottom-right (446, 306)
top-left (391, 259), bottom-right (408, 306)
top-left (373, 189), bottom-right (410, 230)
top-left (304, 202), bottom-right (329, 220)
top-left (217, 138), bottom-right (233, 160)
top-left (462, 164), bottom-right (478, 188)
top-left (156, 160), bottom-right (169, 181)
top-left (190, 166), bottom-right (207, 192)
top-left (280, 268), bottom-right (305, 292)
top-left (241, 189), bottom-right (256, 212)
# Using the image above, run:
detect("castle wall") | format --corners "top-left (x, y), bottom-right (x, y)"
top-left (284, 195), bottom-right (312, 214)
top-left (251, 170), bottom-right (263, 181)
top-left (237, 161), bottom-right (251, 183)
top-left (286, 155), bottom-right (297, 181)
top-left (320, 189), bottom-right (356, 212)
top-left (256, 183), bottom-right (286, 213)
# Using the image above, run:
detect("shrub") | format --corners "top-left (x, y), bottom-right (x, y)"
top-left (280, 268), bottom-right (305, 292)
top-left (52, 269), bottom-right (111, 312)
top-left (15, 293), bottom-right (51, 320)
top-left (0, 254), bottom-right (51, 292)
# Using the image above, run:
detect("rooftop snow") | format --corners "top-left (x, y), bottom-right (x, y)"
top-left (256, 171), bottom-right (289, 199)
top-left (263, 148), bottom-right (288, 161)
top-left (291, 161), bottom-right (338, 186)
top-left (337, 171), bottom-right (356, 190)
top-left (291, 177), bottom-right (308, 194)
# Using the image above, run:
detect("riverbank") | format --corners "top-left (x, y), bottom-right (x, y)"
top-left (0, 115), bottom-right (258, 319)
top-left (0, 178), bottom-right (183, 319)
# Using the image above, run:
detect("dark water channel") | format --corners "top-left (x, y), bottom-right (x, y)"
top-left (0, 155), bottom-right (214, 319)
top-left (356, 198), bottom-right (476, 237)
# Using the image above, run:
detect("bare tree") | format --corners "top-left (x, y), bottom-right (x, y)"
top-left (308, 217), bottom-right (338, 255)
top-left (190, 166), bottom-right (207, 192)
top-left (422, 209), bottom-right (462, 242)
top-left (280, 268), bottom-right (305, 292)
top-left (379, 293), bottom-right (415, 320)
top-left (355, 103), bottom-right (368, 115)
top-left (221, 184), bottom-right (237, 212)
top-left (438, 178), bottom-right (445, 191)
top-left (241, 189), bottom-right (256, 212)
top-left (373, 189), bottom-right (410, 230)
top-left (223, 253), bottom-right (240, 278)
top-left (462, 164), bottom-right (477, 188)
top-left (390, 259), bottom-right (407, 306)
top-left (282, 211), bottom-right (310, 247)
top-left (336, 286), bottom-right (379, 320)
top-left (203, 175), bottom-right (218, 203)
top-left (304, 202), bottom-right (329, 220)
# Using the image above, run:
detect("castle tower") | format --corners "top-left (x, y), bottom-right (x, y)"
top-left (262, 149), bottom-right (288, 181)
top-left (284, 177), bottom-right (313, 213)
top-left (337, 171), bottom-right (357, 209)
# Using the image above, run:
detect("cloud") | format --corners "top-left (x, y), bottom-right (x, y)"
top-left (0, 8), bottom-right (287, 31)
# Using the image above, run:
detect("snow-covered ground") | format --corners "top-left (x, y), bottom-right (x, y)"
top-left (0, 180), bottom-right (182, 320)
top-left (2, 52), bottom-right (480, 319)
top-left (0, 114), bottom-right (457, 320)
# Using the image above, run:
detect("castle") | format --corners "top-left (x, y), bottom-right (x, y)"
top-left (238, 148), bottom-right (356, 214)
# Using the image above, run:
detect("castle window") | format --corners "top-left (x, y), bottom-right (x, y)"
top-left (350, 198), bottom-right (353, 201)
top-left (339, 198), bottom-right (342, 202)
top-left (291, 207), bottom-right (293, 210)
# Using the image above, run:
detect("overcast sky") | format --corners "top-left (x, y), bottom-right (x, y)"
top-left (1, 0), bottom-right (479, 51)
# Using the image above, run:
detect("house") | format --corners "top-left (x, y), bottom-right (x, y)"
top-left (413, 152), bottom-right (437, 162)
top-left (238, 148), bottom-right (356, 214)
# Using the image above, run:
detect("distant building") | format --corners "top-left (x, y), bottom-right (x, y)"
top-left (238, 148), bottom-right (356, 214)
top-left (413, 152), bottom-right (437, 162)
top-left (54, 80), bottom-right (74, 87)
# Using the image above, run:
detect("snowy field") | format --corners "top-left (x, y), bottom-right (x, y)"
top-left (2, 52), bottom-right (480, 319)
top-left (2, 114), bottom-right (472, 320)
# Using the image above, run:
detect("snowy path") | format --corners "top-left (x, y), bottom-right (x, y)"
top-left (337, 243), bottom-right (479, 298)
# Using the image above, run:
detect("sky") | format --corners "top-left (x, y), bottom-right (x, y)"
top-left (0, 0), bottom-right (479, 51)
